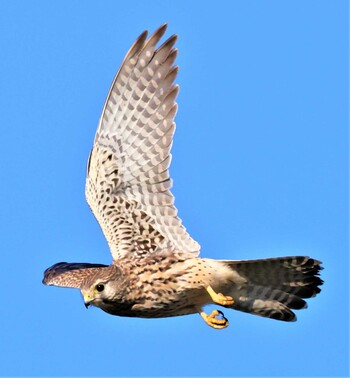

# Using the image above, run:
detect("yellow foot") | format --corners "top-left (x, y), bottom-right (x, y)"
top-left (198, 308), bottom-right (229, 329)
top-left (206, 286), bottom-right (234, 306)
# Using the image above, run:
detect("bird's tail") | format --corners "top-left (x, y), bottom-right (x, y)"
top-left (222, 256), bottom-right (323, 321)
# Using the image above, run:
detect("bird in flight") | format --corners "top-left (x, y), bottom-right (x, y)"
top-left (43, 24), bottom-right (323, 329)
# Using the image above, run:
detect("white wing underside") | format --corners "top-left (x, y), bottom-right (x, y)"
top-left (85, 24), bottom-right (200, 261)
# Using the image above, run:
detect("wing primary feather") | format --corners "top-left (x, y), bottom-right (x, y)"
top-left (96, 29), bottom-right (149, 141)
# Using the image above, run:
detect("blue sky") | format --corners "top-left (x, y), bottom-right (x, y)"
top-left (0, 1), bottom-right (348, 377)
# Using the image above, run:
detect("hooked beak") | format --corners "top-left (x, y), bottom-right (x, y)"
top-left (83, 294), bottom-right (92, 309)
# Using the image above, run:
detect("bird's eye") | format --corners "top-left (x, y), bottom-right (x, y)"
top-left (95, 284), bottom-right (105, 292)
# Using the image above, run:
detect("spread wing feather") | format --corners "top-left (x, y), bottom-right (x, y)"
top-left (85, 24), bottom-right (200, 261)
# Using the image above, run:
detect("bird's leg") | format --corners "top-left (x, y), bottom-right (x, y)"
top-left (197, 307), bottom-right (229, 329)
top-left (206, 285), bottom-right (234, 306)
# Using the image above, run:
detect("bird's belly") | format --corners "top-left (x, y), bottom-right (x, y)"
top-left (100, 286), bottom-right (209, 318)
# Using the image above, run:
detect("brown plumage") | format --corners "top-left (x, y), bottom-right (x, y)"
top-left (43, 24), bottom-right (323, 329)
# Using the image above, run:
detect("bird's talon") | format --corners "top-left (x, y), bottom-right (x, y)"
top-left (217, 293), bottom-right (234, 306)
top-left (199, 308), bottom-right (230, 329)
top-left (206, 286), bottom-right (234, 306)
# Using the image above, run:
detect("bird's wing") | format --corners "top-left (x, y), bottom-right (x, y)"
top-left (86, 24), bottom-right (200, 261)
top-left (43, 262), bottom-right (109, 288)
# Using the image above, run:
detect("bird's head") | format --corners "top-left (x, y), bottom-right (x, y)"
top-left (81, 278), bottom-right (122, 309)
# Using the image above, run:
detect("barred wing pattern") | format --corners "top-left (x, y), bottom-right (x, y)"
top-left (86, 24), bottom-right (200, 261)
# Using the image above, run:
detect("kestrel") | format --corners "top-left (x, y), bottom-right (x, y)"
top-left (43, 24), bottom-right (323, 329)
